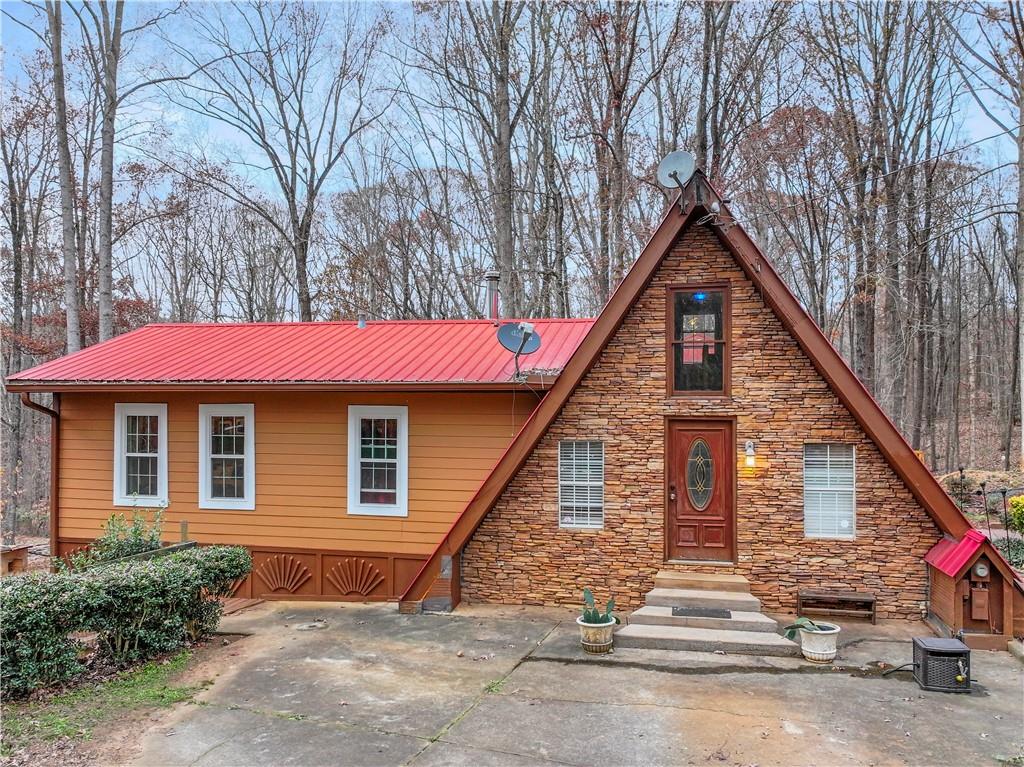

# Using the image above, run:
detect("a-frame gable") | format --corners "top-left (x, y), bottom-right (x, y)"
top-left (401, 171), bottom-right (1017, 608)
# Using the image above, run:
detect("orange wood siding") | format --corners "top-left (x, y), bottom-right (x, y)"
top-left (58, 391), bottom-right (536, 555)
top-left (929, 567), bottom-right (955, 628)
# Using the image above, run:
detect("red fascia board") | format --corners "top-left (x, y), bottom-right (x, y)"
top-left (3, 379), bottom-right (556, 393)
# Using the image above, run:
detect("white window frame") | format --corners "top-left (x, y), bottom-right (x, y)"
top-left (113, 403), bottom-right (168, 507)
top-left (803, 443), bottom-right (856, 540)
top-left (558, 440), bottom-right (605, 529)
top-left (347, 405), bottom-right (409, 517)
top-left (199, 404), bottom-right (255, 511)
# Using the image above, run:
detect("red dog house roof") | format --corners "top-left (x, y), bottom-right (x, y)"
top-left (5, 319), bottom-right (594, 389)
top-left (925, 529), bottom-right (987, 577)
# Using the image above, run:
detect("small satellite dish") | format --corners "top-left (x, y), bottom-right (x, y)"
top-left (497, 322), bottom-right (541, 355)
top-left (656, 150), bottom-right (696, 189)
top-left (497, 322), bottom-right (542, 378)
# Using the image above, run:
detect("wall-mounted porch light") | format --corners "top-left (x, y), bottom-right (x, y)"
top-left (744, 440), bottom-right (756, 468)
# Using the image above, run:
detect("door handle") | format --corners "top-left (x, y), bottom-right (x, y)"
top-left (669, 484), bottom-right (677, 501)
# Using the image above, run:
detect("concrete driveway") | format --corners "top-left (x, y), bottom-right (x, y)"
top-left (134, 602), bottom-right (1023, 767)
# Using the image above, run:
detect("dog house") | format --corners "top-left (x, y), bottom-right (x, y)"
top-left (925, 529), bottom-right (1018, 650)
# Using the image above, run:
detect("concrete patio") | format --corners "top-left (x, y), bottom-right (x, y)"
top-left (131, 602), bottom-right (1023, 767)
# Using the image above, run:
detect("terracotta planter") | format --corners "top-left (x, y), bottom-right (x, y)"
top-left (577, 616), bottom-right (616, 654)
top-left (797, 621), bottom-right (841, 663)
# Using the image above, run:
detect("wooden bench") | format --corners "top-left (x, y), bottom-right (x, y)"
top-left (798, 589), bottom-right (876, 624)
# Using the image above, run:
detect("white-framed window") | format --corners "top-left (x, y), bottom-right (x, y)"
top-left (803, 443), bottom-right (856, 539)
top-left (347, 405), bottom-right (408, 517)
top-left (113, 403), bottom-right (168, 507)
top-left (199, 404), bottom-right (255, 510)
top-left (558, 440), bottom-right (604, 529)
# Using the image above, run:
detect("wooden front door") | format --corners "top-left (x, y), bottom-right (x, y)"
top-left (666, 420), bottom-right (735, 562)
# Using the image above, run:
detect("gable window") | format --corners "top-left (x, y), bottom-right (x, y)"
top-left (803, 444), bottom-right (855, 539)
top-left (347, 405), bottom-right (408, 517)
top-left (669, 288), bottom-right (729, 394)
top-left (113, 403), bottom-right (168, 506)
top-left (199, 404), bottom-right (255, 510)
top-left (558, 440), bottom-right (604, 529)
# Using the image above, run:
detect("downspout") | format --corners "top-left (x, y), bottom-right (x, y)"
top-left (19, 392), bottom-right (60, 562)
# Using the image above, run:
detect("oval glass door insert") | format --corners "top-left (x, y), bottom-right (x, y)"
top-left (686, 438), bottom-right (714, 510)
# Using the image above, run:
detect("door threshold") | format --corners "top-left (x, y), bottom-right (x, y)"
top-left (665, 559), bottom-right (737, 567)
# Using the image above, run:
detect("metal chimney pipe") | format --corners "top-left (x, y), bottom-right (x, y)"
top-left (485, 271), bottom-right (500, 320)
top-left (357, 313), bottom-right (367, 329)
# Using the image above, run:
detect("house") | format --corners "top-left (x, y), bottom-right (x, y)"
top-left (8, 171), bottom-right (1022, 649)
top-left (9, 318), bottom-right (592, 600)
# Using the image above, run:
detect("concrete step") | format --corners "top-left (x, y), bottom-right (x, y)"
top-left (644, 587), bottom-right (761, 613)
top-left (654, 571), bottom-right (750, 592)
top-left (615, 624), bottom-right (799, 657)
top-left (628, 605), bottom-right (778, 633)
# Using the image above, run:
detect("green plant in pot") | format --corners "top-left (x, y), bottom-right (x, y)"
top-left (783, 616), bottom-right (841, 663)
top-left (577, 588), bottom-right (619, 654)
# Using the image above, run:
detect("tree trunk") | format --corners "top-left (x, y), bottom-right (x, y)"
top-left (46, 0), bottom-right (81, 353)
top-left (492, 2), bottom-right (517, 317)
top-left (295, 208), bottom-right (314, 321)
top-left (96, 0), bottom-right (125, 342)
top-left (1017, 79), bottom-right (1024, 470)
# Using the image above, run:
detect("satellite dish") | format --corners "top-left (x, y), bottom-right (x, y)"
top-left (656, 150), bottom-right (696, 189)
top-left (497, 322), bottom-right (541, 355)
top-left (497, 322), bottom-right (541, 378)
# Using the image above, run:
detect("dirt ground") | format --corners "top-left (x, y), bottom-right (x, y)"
top-left (38, 601), bottom-right (1019, 767)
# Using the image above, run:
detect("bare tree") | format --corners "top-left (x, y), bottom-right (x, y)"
top-left (166, 1), bottom-right (388, 321)
top-left (946, 1), bottom-right (1024, 469)
top-left (44, 0), bottom-right (82, 353)
top-left (410, 2), bottom-right (541, 316)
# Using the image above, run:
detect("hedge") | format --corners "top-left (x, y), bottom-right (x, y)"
top-left (0, 546), bottom-right (251, 697)
top-left (1009, 495), bottom-right (1024, 534)
top-left (994, 536), bottom-right (1024, 570)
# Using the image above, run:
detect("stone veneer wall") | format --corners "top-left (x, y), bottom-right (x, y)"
top-left (461, 224), bottom-right (942, 619)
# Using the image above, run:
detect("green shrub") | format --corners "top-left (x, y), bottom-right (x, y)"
top-left (1, 546), bottom-right (251, 696)
top-left (168, 546), bottom-right (252, 643)
top-left (86, 558), bottom-right (205, 664)
top-left (60, 509), bottom-right (165, 570)
top-left (1008, 496), bottom-right (1024, 534)
top-left (87, 546), bottom-right (252, 664)
top-left (994, 537), bottom-right (1024, 569)
top-left (0, 572), bottom-right (106, 696)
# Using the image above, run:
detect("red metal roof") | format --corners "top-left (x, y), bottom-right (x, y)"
top-left (924, 529), bottom-right (987, 577)
top-left (5, 319), bottom-right (594, 388)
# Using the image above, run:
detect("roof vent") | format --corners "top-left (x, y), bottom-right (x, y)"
top-left (357, 313), bottom-right (367, 329)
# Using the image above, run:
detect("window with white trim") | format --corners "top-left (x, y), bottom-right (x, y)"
top-left (803, 444), bottom-right (855, 538)
top-left (199, 404), bottom-right (255, 510)
top-left (113, 403), bottom-right (168, 506)
top-left (347, 406), bottom-right (408, 517)
top-left (558, 440), bottom-right (604, 528)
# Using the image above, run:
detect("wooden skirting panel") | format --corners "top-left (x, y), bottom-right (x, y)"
top-left (57, 539), bottom-right (426, 602)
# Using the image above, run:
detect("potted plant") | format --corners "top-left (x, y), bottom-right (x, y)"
top-left (784, 616), bottom-right (841, 663)
top-left (577, 588), bottom-right (618, 654)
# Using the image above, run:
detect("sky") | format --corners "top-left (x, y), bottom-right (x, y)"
top-left (1, 0), bottom-right (1018, 195)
